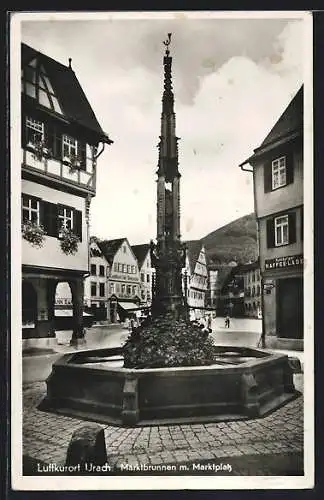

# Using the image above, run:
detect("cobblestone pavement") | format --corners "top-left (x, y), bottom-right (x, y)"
top-left (23, 379), bottom-right (304, 475)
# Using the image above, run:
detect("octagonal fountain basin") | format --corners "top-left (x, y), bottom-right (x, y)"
top-left (38, 346), bottom-right (300, 426)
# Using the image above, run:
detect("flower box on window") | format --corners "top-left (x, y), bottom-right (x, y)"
top-left (28, 140), bottom-right (52, 161)
top-left (63, 154), bottom-right (81, 172)
top-left (22, 220), bottom-right (46, 248)
top-left (59, 227), bottom-right (80, 255)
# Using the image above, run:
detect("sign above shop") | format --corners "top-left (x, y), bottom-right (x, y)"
top-left (265, 254), bottom-right (303, 271)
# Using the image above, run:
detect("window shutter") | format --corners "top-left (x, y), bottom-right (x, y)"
top-left (288, 211), bottom-right (297, 244)
top-left (264, 161), bottom-right (272, 193)
top-left (77, 141), bottom-right (87, 171)
top-left (74, 209), bottom-right (82, 241)
top-left (54, 130), bottom-right (62, 160)
top-left (21, 115), bottom-right (27, 147)
top-left (46, 121), bottom-right (55, 154)
top-left (266, 218), bottom-right (275, 248)
top-left (42, 202), bottom-right (58, 237)
top-left (286, 152), bottom-right (294, 185)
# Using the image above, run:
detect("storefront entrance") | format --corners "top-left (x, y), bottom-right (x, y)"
top-left (277, 277), bottom-right (303, 339)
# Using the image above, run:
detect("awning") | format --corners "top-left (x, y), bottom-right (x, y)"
top-left (55, 309), bottom-right (93, 317)
top-left (117, 302), bottom-right (140, 311)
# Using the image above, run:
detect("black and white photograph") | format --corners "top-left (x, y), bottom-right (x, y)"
top-left (10, 10), bottom-right (314, 490)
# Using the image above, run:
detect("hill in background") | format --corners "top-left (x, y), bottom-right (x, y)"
top-left (201, 213), bottom-right (258, 265)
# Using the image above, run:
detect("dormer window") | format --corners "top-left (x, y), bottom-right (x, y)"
top-left (272, 156), bottom-right (286, 190)
top-left (22, 58), bottom-right (63, 115)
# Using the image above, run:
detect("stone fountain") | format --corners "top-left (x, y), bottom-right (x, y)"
top-left (39, 34), bottom-right (299, 426)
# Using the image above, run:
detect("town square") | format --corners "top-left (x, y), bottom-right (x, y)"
top-left (11, 11), bottom-right (313, 489)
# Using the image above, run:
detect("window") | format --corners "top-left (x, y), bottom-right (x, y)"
top-left (123, 246), bottom-right (126, 253)
top-left (127, 265), bottom-right (131, 274)
top-left (275, 215), bottom-right (289, 246)
top-left (107, 266), bottom-right (110, 277)
top-left (62, 134), bottom-right (77, 159)
top-left (22, 194), bottom-right (40, 224)
top-left (99, 265), bottom-right (105, 277)
top-left (99, 283), bottom-right (105, 297)
top-left (146, 274), bottom-right (150, 283)
top-left (121, 284), bottom-right (126, 295)
top-left (90, 264), bottom-right (96, 276)
top-left (118, 263), bottom-right (122, 272)
top-left (26, 117), bottom-right (44, 145)
top-left (123, 264), bottom-right (127, 273)
top-left (141, 273), bottom-right (145, 282)
top-left (91, 282), bottom-right (97, 297)
top-left (116, 284), bottom-right (120, 293)
top-left (267, 213), bottom-right (296, 248)
top-left (132, 265), bottom-right (135, 274)
top-left (110, 283), bottom-right (115, 294)
top-left (272, 157), bottom-right (286, 190)
top-left (22, 60), bottom-right (63, 114)
top-left (132, 286), bottom-right (137, 295)
top-left (127, 285), bottom-right (132, 296)
top-left (58, 206), bottom-right (73, 233)
top-left (114, 263), bottom-right (118, 272)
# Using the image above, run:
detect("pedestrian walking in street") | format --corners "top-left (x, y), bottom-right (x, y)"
top-left (225, 315), bottom-right (230, 328)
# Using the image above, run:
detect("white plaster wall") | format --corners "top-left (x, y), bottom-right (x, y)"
top-left (22, 179), bottom-right (88, 271)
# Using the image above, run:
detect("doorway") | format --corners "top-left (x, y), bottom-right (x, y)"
top-left (277, 277), bottom-right (303, 339)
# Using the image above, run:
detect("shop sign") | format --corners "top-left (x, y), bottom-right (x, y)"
top-left (110, 273), bottom-right (139, 282)
top-left (264, 254), bottom-right (303, 270)
top-left (55, 297), bottom-right (72, 305)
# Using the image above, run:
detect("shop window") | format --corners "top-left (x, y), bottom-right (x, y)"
top-left (90, 264), bottom-right (96, 275)
top-left (99, 283), bottom-right (105, 297)
top-left (99, 265), bottom-right (105, 277)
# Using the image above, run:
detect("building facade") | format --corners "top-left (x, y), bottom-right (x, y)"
top-left (240, 261), bottom-right (262, 318)
top-left (21, 43), bottom-right (112, 348)
top-left (131, 244), bottom-right (153, 308)
top-left (183, 241), bottom-right (208, 320)
top-left (240, 86), bottom-right (303, 349)
top-left (98, 238), bottom-right (141, 323)
top-left (84, 238), bottom-right (110, 320)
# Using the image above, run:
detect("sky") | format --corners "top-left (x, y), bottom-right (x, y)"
top-left (20, 13), bottom-right (305, 245)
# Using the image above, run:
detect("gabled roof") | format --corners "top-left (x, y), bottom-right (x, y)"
top-left (21, 43), bottom-right (113, 144)
top-left (258, 86), bottom-right (303, 149)
top-left (97, 238), bottom-right (126, 264)
top-left (185, 240), bottom-right (204, 274)
top-left (240, 85), bottom-right (303, 167)
top-left (131, 244), bottom-right (150, 268)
